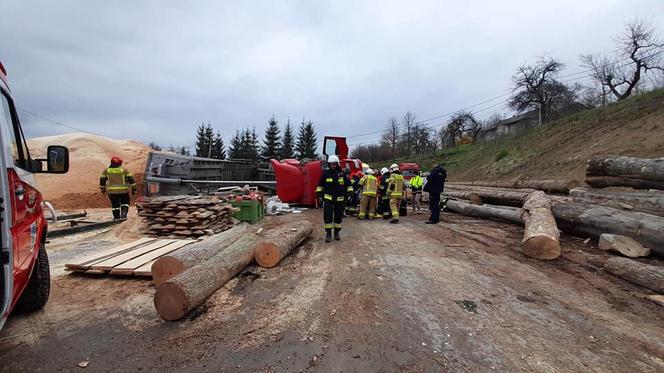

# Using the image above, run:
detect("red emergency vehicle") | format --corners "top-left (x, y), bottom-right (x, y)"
top-left (0, 61), bottom-right (70, 331)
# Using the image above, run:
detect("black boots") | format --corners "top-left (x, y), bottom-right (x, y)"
top-left (390, 219), bottom-right (399, 224)
top-left (325, 229), bottom-right (341, 242)
top-left (334, 228), bottom-right (341, 241)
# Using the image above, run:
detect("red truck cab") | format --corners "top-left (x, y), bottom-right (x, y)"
top-left (399, 162), bottom-right (420, 182)
top-left (0, 61), bottom-right (70, 331)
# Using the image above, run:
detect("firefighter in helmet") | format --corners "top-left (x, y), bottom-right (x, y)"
top-left (316, 155), bottom-right (352, 242)
top-left (346, 171), bottom-right (363, 216)
top-left (378, 167), bottom-right (391, 219)
top-left (358, 169), bottom-right (378, 219)
top-left (387, 163), bottom-right (405, 224)
top-left (99, 156), bottom-right (136, 219)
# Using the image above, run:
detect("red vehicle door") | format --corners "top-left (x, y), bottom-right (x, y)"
top-left (0, 89), bottom-right (43, 305)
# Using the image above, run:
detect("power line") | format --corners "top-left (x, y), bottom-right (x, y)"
top-left (18, 107), bottom-right (100, 136)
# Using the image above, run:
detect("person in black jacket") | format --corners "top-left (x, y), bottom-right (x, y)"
top-left (424, 161), bottom-right (447, 224)
top-left (316, 155), bottom-right (353, 242)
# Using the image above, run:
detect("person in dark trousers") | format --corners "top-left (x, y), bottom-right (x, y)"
top-left (345, 172), bottom-right (362, 216)
top-left (424, 160), bottom-right (447, 224)
top-left (99, 156), bottom-right (136, 219)
top-left (316, 155), bottom-right (353, 242)
top-left (378, 167), bottom-right (391, 219)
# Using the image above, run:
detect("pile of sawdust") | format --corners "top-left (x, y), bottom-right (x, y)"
top-left (27, 133), bottom-right (151, 210)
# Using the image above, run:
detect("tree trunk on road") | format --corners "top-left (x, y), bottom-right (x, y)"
top-left (255, 221), bottom-right (313, 268)
top-left (444, 186), bottom-right (536, 207)
top-left (551, 202), bottom-right (664, 257)
top-left (154, 233), bottom-right (258, 321)
top-left (569, 187), bottom-right (664, 217)
top-left (586, 155), bottom-right (664, 190)
top-left (604, 257), bottom-right (664, 293)
top-left (449, 179), bottom-right (580, 194)
top-left (521, 191), bottom-right (561, 259)
top-left (151, 224), bottom-right (250, 285)
top-left (445, 199), bottom-right (523, 224)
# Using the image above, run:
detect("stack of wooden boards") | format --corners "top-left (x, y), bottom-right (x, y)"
top-left (151, 220), bottom-right (314, 321)
top-left (138, 196), bottom-right (237, 238)
top-left (64, 237), bottom-right (197, 276)
top-left (443, 154), bottom-right (664, 300)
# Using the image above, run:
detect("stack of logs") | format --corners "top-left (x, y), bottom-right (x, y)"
top-left (443, 155), bottom-right (664, 297)
top-left (139, 196), bottom-right (237, 238)
top-left (151, 220), bottom-right (313, 320)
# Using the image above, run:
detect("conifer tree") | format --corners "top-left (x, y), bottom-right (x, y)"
top-left (261, 115), bottom-right (281, 161)
top-left (296, 119), bottom-right (318, 159)
top-left (280, 119), bottom-right (295, 159)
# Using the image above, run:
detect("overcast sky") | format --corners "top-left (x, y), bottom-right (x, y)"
top-left (2, 1), bottom-right (662, 150)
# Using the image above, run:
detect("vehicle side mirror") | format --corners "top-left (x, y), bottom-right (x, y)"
top-left (35, 145), bottom-right (69, 174)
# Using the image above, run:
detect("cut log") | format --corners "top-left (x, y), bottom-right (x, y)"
top-left (604, 257), bottom-right (664, 293)
top-left (154, 233), bottom-right (259, 321)
top-left (551, 202), bottom-right (664, 257)
top-left (569, 187), bottom-right (664, 217)
top-left (520, 191), bottom-right (561, 260)
top-left (254, 221), bottom-right (313, 268)
top-left (598, 234), bottom-right (650, 258)
top-left (151, 223), bottom-right (249, 285)
top-left (444, 186), bottom-right (536, 207)
top-left (586, 155), bottom-right (664, 190)
top-left (445, 199), bottom-right (522, 225)
top-left (449, 179), bottom-right (580, 194)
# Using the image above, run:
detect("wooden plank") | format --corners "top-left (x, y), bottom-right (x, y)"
top-left (91, 239), bottom-right (178, 271)
top-left (65, 238), bottom-right (157, 270)
top-left (109, 240), bottom-right (195, 274)
top-left (112, 260), bottom-right (155, 276)
top-left (49, 219), bottom-right (124, 238)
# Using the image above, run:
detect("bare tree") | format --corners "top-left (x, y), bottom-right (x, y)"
top-left (380, 117), bottom-right (400, 157)
top-left (400, 111), bottom-right (417, 155)
top-left (509, 57), bottom-right (578, 123)
top-left (581, 19), bottom-right (663, 101)
top-left (440, 111), bottom-right (480, 147)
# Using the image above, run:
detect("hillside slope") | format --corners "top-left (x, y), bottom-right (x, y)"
top-left (435, 89), bottom-right (664, 181)
top-left (28, 133), bottom-right (150, 209)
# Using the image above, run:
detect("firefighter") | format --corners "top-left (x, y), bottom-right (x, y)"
top-left (410, 171), bottom-right (424, 213)
top-left (378, 167), bottom-right (391, 220)
top-left (99, 156), bottom-right (136, 220)
top-left (345, 172), bottom-right (362, 216)
top-left (316, 155), bottom-right (352, 242)
top-left (357, 169), bottom-right (378, 220)
top-left (387, 164), bottom-right (405, 224)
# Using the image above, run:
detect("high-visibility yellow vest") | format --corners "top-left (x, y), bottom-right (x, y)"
top-left (388, 173), bottom-right (404, 197)
top-left (101, 167), bottom-right (133, 194)
top-left (410, 175), bottom-right (423, 189)
top-left (359, 175), bottom-right (378, 196)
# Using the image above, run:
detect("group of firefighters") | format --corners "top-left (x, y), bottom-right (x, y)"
top-left (98, 154), bottom-right (447, 243)
top-left (316, 155), bottom-right (447, 243)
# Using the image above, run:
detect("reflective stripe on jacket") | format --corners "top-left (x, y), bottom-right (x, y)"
top-left (359, 175), bottom-right (378, 196)
top-left (316, 167), bottom-right (352, 203)
top-left (100, 166), bottom-right (136, 195)
top-left (387, 173), bottom-right (405, 197)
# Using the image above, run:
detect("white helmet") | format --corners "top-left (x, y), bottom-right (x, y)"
top-left (327, 155), bottom-right (340, 164)
top-left (390, 163), bottom-right (399, 172)
top-left (380, 167), bottom-right (389, 175)
top-left (367, 169), bottom-right (375, 175)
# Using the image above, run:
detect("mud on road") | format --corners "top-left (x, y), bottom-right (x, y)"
top-left (1, 210), bottom-right (663, 372)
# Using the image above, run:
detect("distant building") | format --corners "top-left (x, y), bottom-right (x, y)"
top-left (476, 102), bottom-right (587, 144)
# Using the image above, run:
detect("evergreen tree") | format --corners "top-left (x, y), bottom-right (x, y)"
top-left (177, 146), bottom-right (191, 156)
top-left (211, 131), bottom-right (226, 160)
top-left (296, 119), bottom-right (318, 159)
top-left (194, 122), bottom-right (215, 158)
top-left (250, 127), bottom-right (260, 161)
top-left (280, 119), bottom-right (295, 159)
top-left (228, 129), bottom-right (241, 159)
top-left (261, 115), bottom-right (281, 161)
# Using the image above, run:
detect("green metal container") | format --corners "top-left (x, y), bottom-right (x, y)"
top-left (231, 199), bottom-right (264, 224)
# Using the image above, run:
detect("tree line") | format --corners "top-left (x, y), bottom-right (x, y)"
top-left (352, 18), bottom-right (663, 163)
top-left (148, 117), bottom-right (319, 162)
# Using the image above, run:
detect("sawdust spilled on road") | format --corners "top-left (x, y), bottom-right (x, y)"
top-left (28, 133), bottom-right (150, 210)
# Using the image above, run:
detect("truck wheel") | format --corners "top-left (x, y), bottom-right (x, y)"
top-left (15, 244), bottom-right (50, 313)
